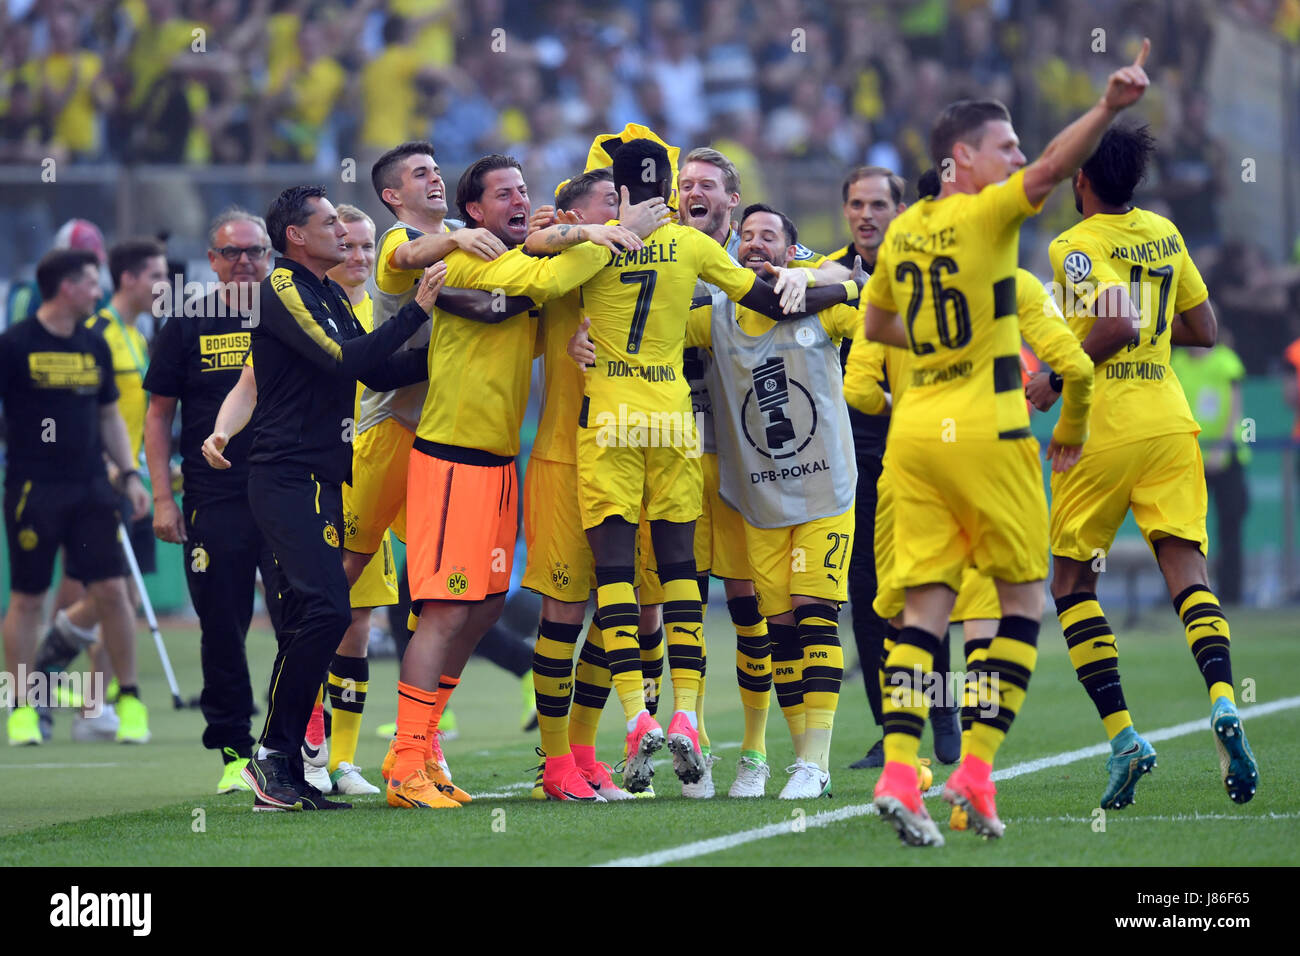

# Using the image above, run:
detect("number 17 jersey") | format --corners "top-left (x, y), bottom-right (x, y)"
top-left (1049, 206), bottom-right (1206, 453)
top-left (865, 168), bottom-right (1045, 442)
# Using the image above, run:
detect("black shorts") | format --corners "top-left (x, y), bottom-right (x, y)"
top-left (4, 476), bottom-right (127, 594)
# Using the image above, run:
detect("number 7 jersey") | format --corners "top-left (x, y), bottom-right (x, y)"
top-left (864, 168), bottom-right (1046, 442)
top-left (1049, 206), bottom-right (1206, 452)
top-left (571, 220), bottom-right (756, 421)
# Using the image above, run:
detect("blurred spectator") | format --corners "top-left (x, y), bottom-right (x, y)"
top-left (269, 21), bottom-right (345, 163)
top-left (1206, 241), bottom-right (1300, 373)
top-left (1157, 90), bottom-right (1225, 250)
top-left (38, 6), bottom-right (114, 158)
top-left (1172, 329), bottom-right (1251, 604)
top-left (359, 16), bottom-right (434, 152)
top-left (649, 32), bottom-right (707, 146)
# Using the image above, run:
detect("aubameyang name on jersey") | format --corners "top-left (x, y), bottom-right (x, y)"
top-left (888, 226), bottom-right (957, 255)
top-left (1105, 360), bottom-right (1166, 381)
top-left (608, 240), bottom-right (678, 269)
top-left (750, 459), bottom-right (830, 483)
top-left (1110, 233), bottom-right (1182, 264)
top-left (607, 360), bottom-right (677, 381)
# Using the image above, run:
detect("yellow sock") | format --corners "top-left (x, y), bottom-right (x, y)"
top-left (570, 617), bottom-right (609, 749)
top-left (878, 632), bottom-right (898, 712)
top-left (533, 619), bottom-right (581, 758)
top-left (597, 578), bottom-right (644, 722)
top-left (959, 638), bottom-right (992, 761)
top-left (769, 620), bottom-right (805, 754)
top-left (1174, 584), bottom-right (1235, 705)
top-left (638, 624), bottom-right (665, 716)
top-left (1056, 592), bottom-right (1131, 740)
top-left (966, 616), bottom-right (1039, 766)
top-left (661, 573), bottom-right (703, 714)
top-left (881, 626), bottom-right (937, 767)
top-left (796, 603), bottom-right (842, 769)
top-left (326, 654), bottom-right (367, 772)
top-left (730, 595), bottom-right (770, 757)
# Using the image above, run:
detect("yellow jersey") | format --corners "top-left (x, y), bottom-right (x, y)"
top-left (86, 306), bottom-right (148, 462)
top-left (849, 268), bottom-right (1092, 445)
top-left (532, 288), bottom-right (585, 465)
top-left (359, 46), bottom-right (424, 148)
top-left (865, 168), bottom-right (1045, 442)
top-left (415, 244), bottom-right (607, 458)
top-left (570, 222), bottom-right (756, 422)
top-left (40, 52), bottom-right (103, 155)
top-left (1049, 206), bottom-right (1206, 452)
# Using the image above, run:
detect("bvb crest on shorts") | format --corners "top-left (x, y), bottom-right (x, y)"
top-left (446, 568), bottom-right (469, 595)
top-left (323, 522), bottom-right (340, 548)
top-left (17, 528), bottom-right (38, 551)
top-left (551, 564), bottom-right (570, 589)
top-left (344, 509), bottom-right (358, 541)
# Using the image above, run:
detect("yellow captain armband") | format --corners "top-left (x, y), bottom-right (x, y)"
top-left (841, 279), bottom-right (861, 306)
top-left (804, 268), bottom-right (817, 288)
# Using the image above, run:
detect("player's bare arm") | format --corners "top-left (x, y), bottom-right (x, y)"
top-left (99, 402), bottom-right (150, 520)
top-left (436, 286), bottom-right (535, 325)
top-left (1025, 372), bottom-right (1060, 412)
top-left (812, 260), bottom-right (853, 283)
top-left (1022, 38), bottom-right (1150, 207)
top-left (524, 221), bottom-right (643, 255)
top-left (1082, 283), bottom-right (1144, 364)
top-left (863, 302), bottom-right (909, 349)
top-left (202, 361), bottom-right (257, 470)
top-left (1169, 299), bottom-right (1217, 348)
top-left (144, 395), bottom-right (185, 543)
top-left (391, 227), bottom-right (508, 270)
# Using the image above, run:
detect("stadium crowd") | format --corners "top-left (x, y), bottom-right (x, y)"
top-left (4, 0), bottom-right (1300, 359)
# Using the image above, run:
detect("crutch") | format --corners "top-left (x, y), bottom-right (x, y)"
top-left (119, 522), bottom-right (185, 709)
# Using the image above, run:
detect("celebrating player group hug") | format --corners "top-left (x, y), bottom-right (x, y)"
top-left (0, 35), bottom-right (1260, 847)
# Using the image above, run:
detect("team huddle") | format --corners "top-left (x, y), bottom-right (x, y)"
top-left (1, 36), bottom-right (1260, 845)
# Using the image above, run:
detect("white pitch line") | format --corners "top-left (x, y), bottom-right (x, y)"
top-left (596, 695), bottom-right (1299, 867)
top-left (1003, 812), bottom-right (1300, 824)
top-left (474, 781), bottom-right (536, 799)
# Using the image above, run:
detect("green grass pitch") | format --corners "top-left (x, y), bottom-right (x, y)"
top-left (2, 607), bottom-right (1296, 867)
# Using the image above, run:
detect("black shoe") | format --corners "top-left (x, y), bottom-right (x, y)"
top-left (242, 752), bottom-right (303, 812)
top-left (295, 777), bottom-right (352, 810)
top-left (849, 738), bottom-right (884, 769)
top-left (288, 755), bottom-right (352, 810)
top-left (931, 706), bottom-right (961, 765)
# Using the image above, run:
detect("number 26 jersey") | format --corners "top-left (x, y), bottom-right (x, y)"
top-left (865, 168), bottom-right (1044, 443)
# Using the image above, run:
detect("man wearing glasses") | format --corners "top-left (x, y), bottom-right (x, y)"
top-left (142, 208), bottom-right (281, 794)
